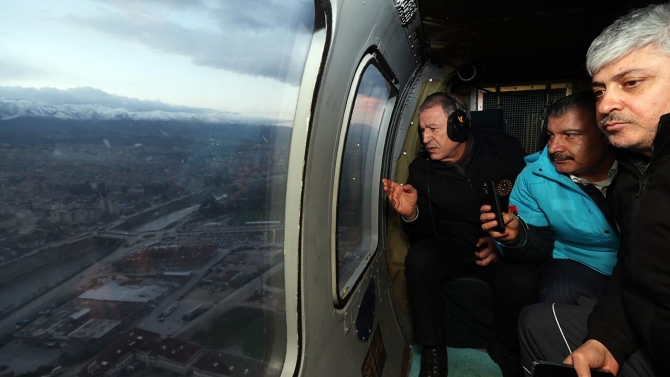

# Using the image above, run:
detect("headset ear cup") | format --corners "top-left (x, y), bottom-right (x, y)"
top-left (447, 109), bottom-right (470, 142)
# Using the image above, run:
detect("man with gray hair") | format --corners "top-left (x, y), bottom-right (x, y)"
top-left (518, 3), bottom-right (670, 376)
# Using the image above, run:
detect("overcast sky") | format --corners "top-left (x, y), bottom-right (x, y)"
top-left (0, 0), bottom-right (314, 119)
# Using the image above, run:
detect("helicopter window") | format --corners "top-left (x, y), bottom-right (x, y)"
top-left (0, 1), bottom-right (315, 376)
top-left (336, 61), bottom-right (395, 298)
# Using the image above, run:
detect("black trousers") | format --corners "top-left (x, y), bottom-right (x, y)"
top-left (539, 259), bottom-right (609, 304)
top-left (518, 301), bottom-right (660, 376)
top-left (405, 237), bottom-right (539, 351)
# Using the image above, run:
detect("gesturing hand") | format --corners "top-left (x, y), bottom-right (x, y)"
top-left (382, 178), bottom-right (418, 220)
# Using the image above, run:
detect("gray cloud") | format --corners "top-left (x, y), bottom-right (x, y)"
top-left (66, 0), bottom-right (314, 85)
top-left (96, 0), bottom-right (207, 13)
top-left (209, 1), bottom-right (314, 32)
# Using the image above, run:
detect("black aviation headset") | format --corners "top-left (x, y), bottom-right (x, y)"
top-left (418, 93), bottom-right (471, 157)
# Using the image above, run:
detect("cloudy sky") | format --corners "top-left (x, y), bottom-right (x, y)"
top-left (0, 0), bottom-right (314, 119)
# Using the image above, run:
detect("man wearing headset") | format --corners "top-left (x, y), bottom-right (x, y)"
top-left (383, 92), bottom-right (539, 377)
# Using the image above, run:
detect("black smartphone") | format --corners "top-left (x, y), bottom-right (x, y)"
top-left (482, 180), bottom-right (505, 233)
top-left (531, 361), bottom-right (614, 377)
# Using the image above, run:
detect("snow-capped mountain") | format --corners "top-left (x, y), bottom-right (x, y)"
top-left (0, 97), bottom-right (273, 125)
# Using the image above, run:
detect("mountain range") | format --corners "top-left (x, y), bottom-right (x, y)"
top-left (0, 86), bottom-right (276, 125)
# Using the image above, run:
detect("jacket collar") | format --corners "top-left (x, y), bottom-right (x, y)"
top-left (652, 113), bottom-right (670, 156)
top-left (609, 113), bottom-right (670, 172)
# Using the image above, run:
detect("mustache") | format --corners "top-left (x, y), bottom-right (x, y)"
top-left (600, 112), bottom-right (636, 127)
top-left (550, 153), bottom-right (574, 162)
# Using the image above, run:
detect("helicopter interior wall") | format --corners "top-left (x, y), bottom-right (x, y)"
top-left (295, 0), bottom-right (422, 375)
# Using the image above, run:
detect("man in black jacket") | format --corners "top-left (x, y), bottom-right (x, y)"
top-left (518, 3), bottom-right (670, 377)
top-left (383, 92), bottom-right (539, 377)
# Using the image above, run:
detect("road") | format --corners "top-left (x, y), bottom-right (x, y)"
top-left (133, 247), bottom-right (231, 336)
top-left (171, 262), bottom-right (284, 338)
top-left (0, 233), bottom-right (146, 337)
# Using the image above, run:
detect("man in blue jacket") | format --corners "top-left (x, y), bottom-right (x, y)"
top-left (481, 91), bottom-right (619, 305)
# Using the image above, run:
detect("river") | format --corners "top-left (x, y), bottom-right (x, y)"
top-left (131, 192), bottom-right (227, 233)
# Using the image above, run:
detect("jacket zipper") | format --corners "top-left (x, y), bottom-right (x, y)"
top-left (619, 158), bottom-right (647, 280)
top-left (636, 178), bottom-right (646, 198)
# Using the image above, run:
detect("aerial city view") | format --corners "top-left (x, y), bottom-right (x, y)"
top-left (0, 0), bottom-right (315, 376)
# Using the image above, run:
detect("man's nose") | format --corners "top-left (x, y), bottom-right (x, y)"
top-left (597, 89), bottom-right (623, 117)
top-left (547, 138), bottom-right (562, 154)
top-left (422, 130), bottom-right (431, 144)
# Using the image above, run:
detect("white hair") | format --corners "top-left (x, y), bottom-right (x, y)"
top-left (586, 3), bottom-right (670, 76)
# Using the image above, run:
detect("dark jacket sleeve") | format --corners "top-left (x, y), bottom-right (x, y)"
top-left (500, 222), bottom-right (553, 263)
top-left (585, 248), bottom-right (639, 366)
top-left (399, 172), bottom-right (435, 243)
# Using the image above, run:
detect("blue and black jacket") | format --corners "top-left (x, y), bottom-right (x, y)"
top-left (501, 146), bottom-right (619, 276)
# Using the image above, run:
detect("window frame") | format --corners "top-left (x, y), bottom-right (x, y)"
top-left (331, 52), bottom-right (397, 305)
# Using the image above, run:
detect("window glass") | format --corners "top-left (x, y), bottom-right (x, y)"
top-left (0, 1), bottom-right (313, 376)
top-left (337, 64), bottom-right (393, 296)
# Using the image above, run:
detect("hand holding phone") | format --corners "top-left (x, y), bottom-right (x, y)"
top-left (531, 361), bottom-right (614, 377)
top-left (482, 180), bottom-right (505, 233)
